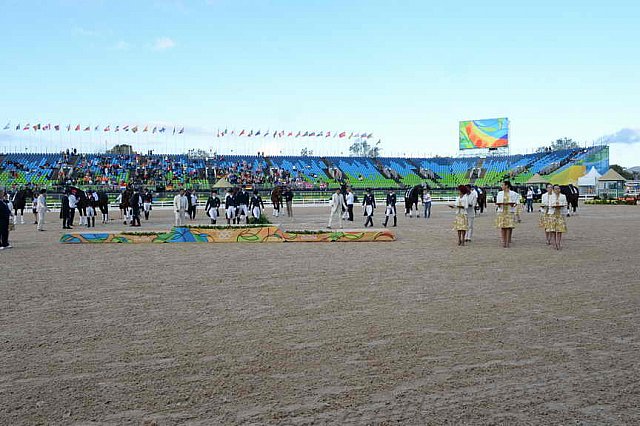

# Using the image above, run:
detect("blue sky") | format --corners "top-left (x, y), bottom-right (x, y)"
top-left (1, 0), bottom-right (639, 165)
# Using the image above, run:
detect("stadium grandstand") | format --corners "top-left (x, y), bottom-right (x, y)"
top-left (0, 146), bottom-right (609, 193)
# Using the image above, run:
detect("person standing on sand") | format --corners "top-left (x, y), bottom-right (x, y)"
top-left (345, 187), bottom-right (355, 221)
top-left (60, 189), bottom-right (71, 229)
top-left (539, 183), bottom-right (553, 245)
top-left (205, 190), bottom-right (221, 224)
top-left (450, 185), bottom-right (470, 246)
top-left (284, 187), bottom-right (294, 217)
top-left (362, 188), bottom-right (376, 227)
top-left (328, 188), bottom-right (347, 229)
top-left (36, 189), bottom-right (48, 231)
top-left (465, 184), bottom-right (478, 242)
top-left (423, 189), bottom-right (432, 220)
top-left (383, 188), bottom-right (397, 227)
top-left (173, 189), bottom-right (188, 226)
top-left (546, 184), bottom-right (568, 250)
top-left (0, 191), bottom-right (14, 249)
top-left (495, 180), bottom-right (518, 248)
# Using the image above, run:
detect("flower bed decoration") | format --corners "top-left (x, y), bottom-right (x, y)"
top-left (61, 225), bottom-right (395, 244)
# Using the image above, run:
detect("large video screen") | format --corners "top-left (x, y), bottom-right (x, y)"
top-left (459, 118), bottom-right (509, 150)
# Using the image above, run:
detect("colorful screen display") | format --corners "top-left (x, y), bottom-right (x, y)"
top-left (459, 118), bottom-right (509, 150)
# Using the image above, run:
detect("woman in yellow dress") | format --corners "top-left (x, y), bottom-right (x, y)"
top-left (539, 183), bottom-right (553, 245)
top-left (545, 184), bottom-right (568, 250)
top-left (495, 180), bottom-right (518, 248)
top-left (450, 185), bottom-right (470, 246)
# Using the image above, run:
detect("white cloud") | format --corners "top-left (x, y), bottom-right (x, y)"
top-left (153, 37), bottom-right (177, 50)
top-left (602, 128), bottom-right (640, 145)
top-left (112, 40), bottom-right (132, 50)
top-left (72, 27), bottom-right (100, 37)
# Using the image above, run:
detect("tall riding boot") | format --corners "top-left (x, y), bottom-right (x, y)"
top-left (393, 216), bottom-right (397, 227)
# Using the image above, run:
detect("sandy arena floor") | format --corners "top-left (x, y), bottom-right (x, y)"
top-left (1, 204), bottom-right (639, 425)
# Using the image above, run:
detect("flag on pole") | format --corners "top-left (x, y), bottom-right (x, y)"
top-left (248, 130), bottom-right (254, 137)
top-left (296, 131), bottom-right (301, 137)
top-left (33, 124), bottom-right (41, 131)
top-left (255, 130), bottom-right (261, 136)
top-left (348, 132), bottom-right (353, 139)
top-left (66, 124), bottom-right (71, 131)
top-left (16, 124), bottom-right (20, 130)
top-left (143, 125), bottom-right (148, 132)
top-left (115, 125), bottom-right (120, 132)
top-left (326, 131), bottom-right (331, 137)
top-left (23, 124), bottom-right (31, 130)
top-left (159, 127), bottom-right (166, 133)
top-left (287, 131), bottom-right (293, 137)
top-left (123, 125), bottom-right (129, 131)
top-left (2, 122), bottom-right (9, 130)
top-left (104, 125), bottom-right (110, 132)
top-left (84, 126), bottom-right (90, 131)
top-left (75, 124), bottom-right (81, 131)
top-left (132, 125), bottom-right (138, 133)
top-left (239, 129), bottom-right (246, 136)
top-left (367, 133), bottom-right (373, 138)
top-left (152, 126), bottom-right (157, 133)
top-left (172, 127), bottom-right (176, 135)
top-left (54, 125), bottom-right (60, 131)
top-left (178, 127), bottom-right (184, 134)
top-left (43, 124), bottom-right (50, 130)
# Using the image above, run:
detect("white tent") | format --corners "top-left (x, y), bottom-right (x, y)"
top-left (577, 167), bottom-right (601, 187)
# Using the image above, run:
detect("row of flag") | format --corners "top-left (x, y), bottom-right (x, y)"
top-left (216, 129), bottom-right (373, 139)
top-left (2, 122), bottom-right (374, 140)
top-left (2, 122), bottom-right (185, 134)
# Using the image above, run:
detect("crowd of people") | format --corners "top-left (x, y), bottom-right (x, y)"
top-left (451, 180), bottom-right (568, 250)
top-left (0, 180), bottom-right (572, 251)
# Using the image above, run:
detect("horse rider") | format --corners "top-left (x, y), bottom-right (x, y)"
top-left (363, 188), bottom-right (376, 227)
top-left (383, 188), bottom-right (397, 227)
top-left (205, 190), bottom-right (221, 224)
top-left (250, 190), bottom-right (265, 222)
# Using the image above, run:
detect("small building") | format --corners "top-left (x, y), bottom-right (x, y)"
top-left (597, 169), bottom-right (627, 198)
top-left (577, 167), bottom-right (602, 195)
top-left (525, 173), bottom-right (549, 190)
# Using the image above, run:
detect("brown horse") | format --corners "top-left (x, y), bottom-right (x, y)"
top-left (271, 186), bottom-right (284, 217)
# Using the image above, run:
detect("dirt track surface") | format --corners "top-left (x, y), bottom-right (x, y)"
top-left (1, 204), bottom-right (639, 425)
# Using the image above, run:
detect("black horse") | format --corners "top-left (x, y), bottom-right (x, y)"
top-left (560, 184), bottom-right (579, 215)
top-left (95, 191), bottom-right (110, 223)
top-left (404, 184), bottom-right (425, 217)
top-left (11, 187), bottom-right (28, 222)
